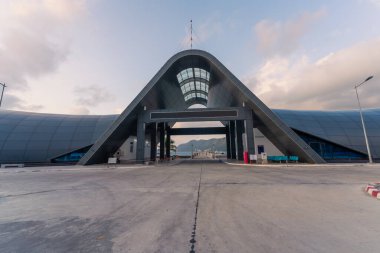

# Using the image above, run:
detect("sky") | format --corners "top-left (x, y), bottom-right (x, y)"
top-left (0, 0), bottom-right (379, 119)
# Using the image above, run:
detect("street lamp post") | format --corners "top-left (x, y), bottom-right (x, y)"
top-left (354, 76), bottom-right (374, 163)
top-left (0, 82), bottom-right (6, 107)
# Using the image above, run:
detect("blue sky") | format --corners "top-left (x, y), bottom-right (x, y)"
top-left (0, 0), bottom-right (379, 115)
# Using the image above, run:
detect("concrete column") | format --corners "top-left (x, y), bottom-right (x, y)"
top-left (226, 125), bottom-right (231, 159)
top-left (245, 112), bottom-right (255, 155)
top-left (230, 120), bottom-right (236, 159)
top-left (165, 123), bottom-right (171, 159)
top-left (159, 122), bottom-right (165, 160)
top-left (150, 123), bottom-right (157, 161)
top-left (236, 120), bottom-right (244, 161)
top-left (136, 114), bottom-right (145, 163)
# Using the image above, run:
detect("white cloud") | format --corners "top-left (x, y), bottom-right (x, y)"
top-left (254, 9), bottom-right (326, 57)
top-left (74, 84), bottom-right (114, 107)
top-left (0, 0), bottom-right (87, 110)
top-left (369, 0), bottom-right (380, 7)
top-left (68, 106), bottom-right (90, 115)
top-left (243, 38), bottom-right (380, 110)
top-left (8, 0), bottom-right (86, 20)
top-left (2, 93), bottom-right (44, 111)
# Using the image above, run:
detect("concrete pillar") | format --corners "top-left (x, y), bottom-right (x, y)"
top-left (230, 120), bottom-right (236, 159)
top-left (226, 125), bottom-right (231, 159)
top-left (165, 123), bottom-right (171, 159)
top-left (150, 123), bottom-right (157, 161)
top-left (236, 120), bottom-right (244, 161)
top-left (245, 112), bottom-right (255, 155)
top-left (159, 122), bottom-right (165, 160)
top-left (136, 114), bottom-right (145, 163)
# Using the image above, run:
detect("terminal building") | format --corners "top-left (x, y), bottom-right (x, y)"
top-left (0, 50), bottom-right (379, 165)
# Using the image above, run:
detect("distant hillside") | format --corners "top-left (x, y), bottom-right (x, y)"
top-left (177, 137), bottom-right (226, 152)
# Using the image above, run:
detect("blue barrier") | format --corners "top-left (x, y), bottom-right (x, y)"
top-left (267, 155), bottom-right (299, 163)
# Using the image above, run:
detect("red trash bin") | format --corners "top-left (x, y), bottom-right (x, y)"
top-left (243, 151), bottom-right (249, 164)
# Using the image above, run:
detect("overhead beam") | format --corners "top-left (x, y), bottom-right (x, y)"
top-left (144, 107), bottom-right (252, 123)
top-left (169, 127), bottom-right (226, 135)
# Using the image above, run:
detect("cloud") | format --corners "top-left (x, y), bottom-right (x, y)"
top-left (68, 106), bottom-right (90, 115)
top-left (0, 0), bottom-right (87, 110)
top-left (8, 0), bottom-right (86, 20)
top-left (369, 0), bottom-right (380, 7)
top-left (243, 38), bottom-right (380, 110)
top-left (254, 9), bottom-right (326, 57)
top-left (0, 29), bottom-right (69, 90)
top-left (2, 93), bottom-right (44, 111)
top-left (74, 85), bottom-right (114, 107)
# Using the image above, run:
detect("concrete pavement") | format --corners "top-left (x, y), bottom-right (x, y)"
top-left (1, 160), bottom-right (380, 252)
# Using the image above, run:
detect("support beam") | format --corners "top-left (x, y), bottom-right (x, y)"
top-left (150, 123), bottom-right (157, 161)
top-left (159, 122), bottom-right (165, 160)
top-left (245, 112), bottom-right (255, 155)
top-left (166, 124), bottom-right (171, 159)
top-left (236, 120), bottom-right (244, 161)
top-left (136, 115), bottom-right (145, 163)
top-left (226, 124), bottom-right (231, 159)
top-left (230, 120), bottom-right (236, 159)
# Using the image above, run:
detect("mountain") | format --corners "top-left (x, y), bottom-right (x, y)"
top-left (176, 137), bottom-right (226, 152)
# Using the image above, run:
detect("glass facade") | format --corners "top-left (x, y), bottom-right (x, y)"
top-left (52, 146), bottom-right (91, 163)
top-left (176, 68), bottom-right (210, 103)
top-left (294, 130), bottom-right (366, 161)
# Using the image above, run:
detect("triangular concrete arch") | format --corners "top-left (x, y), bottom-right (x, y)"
top-left (79, 50), bottom-right (324, 165)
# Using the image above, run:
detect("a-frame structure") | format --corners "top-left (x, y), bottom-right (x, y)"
top-left (79, 50), bottom-right (325, 165)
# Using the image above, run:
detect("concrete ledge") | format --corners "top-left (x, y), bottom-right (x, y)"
top-left (1, 163), bottom-right (24, 168)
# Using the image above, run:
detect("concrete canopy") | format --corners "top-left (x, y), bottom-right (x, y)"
top-left (79, 50), bottom-right (325, 165)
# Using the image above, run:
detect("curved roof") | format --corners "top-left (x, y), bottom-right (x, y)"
top-left (0, 109), bottom-right (117, 163)
top-left (274, 108), bottom-right (380, 158)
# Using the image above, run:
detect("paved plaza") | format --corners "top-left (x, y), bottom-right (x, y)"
top-left (1, 160), bottom-right (380, 253)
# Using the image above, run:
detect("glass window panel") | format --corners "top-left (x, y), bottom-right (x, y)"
top-left (195, 81), bottom-right (200, 90)
top-left (190, 81), bottom-right (195, 90)
top-left (205, 85), bottom-right (209, 92)
top-left (200, 69), bottom-right (206, 79)
top-left (177, 73), bottom-right (183, 83)
top-left (187, 68), bottom-right (193, 78)
top-left (201, 83), bottom-right (205, 91)
top-left (194, 68), bottom-right (200, 77)
top-left (184, 83), bottom-right (190, 92)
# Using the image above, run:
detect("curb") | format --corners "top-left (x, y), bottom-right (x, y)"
top-left (364, 183), bottom-right (380, 199)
